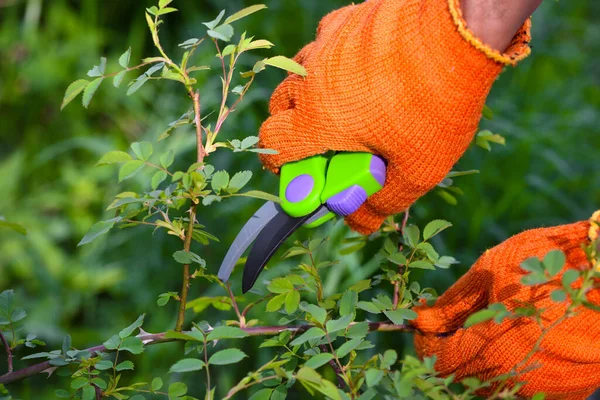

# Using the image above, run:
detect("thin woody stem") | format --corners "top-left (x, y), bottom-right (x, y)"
top-left (0, 331), bottom-right (13, 373)
top-left (175, 206), bottom-right (197, 331)
top-left (191, 90), bottom-right (206, 163)
top-left (393, 208), bottom-right (410, 309)
top-left (320, 344), bottom-right (347, 390)
top-left (226, 283), bottom-right (243, 324)
top-left (0, 323), bottom-right (412, 386)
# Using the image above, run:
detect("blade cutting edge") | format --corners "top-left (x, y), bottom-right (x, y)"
top-left (242, 205), bottom-right (330, 293)
top-left (217, 201), bottom-right (280, 282)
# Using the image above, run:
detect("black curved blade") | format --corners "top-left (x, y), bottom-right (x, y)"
top-left (242, 206), bottom-right (326, 293)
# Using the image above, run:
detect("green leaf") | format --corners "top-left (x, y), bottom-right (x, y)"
top-left (10, 308), bottom-right (26, 322)
top-left (151, 170), bottom-right (167, 189)
top-left (267, 277), bottom-right (293, 294)
top-left (131, 142), bottom-right (153, 161)
top-left (119, 47), bottom-right (131, 68)
top-left (81, 385), bottom-right (95, 400)
top-left (119, 314), bottom-right (144, 339)
top-left (285, 290), bottom-right (300, 314)
top-left (388, 253), bottom-right (407, 265)
top-left (95, 360), bottom-right (113, 370)
top-left (476, 130), bottom-right (505, 151)
top-left (382, 349), bottom-right (398, 369)
top-left (61, 79), bottom-right (89, 110)
top-left (224, 4), bottom-right (267, 24)
top-left (346, 321), bottom-right (369, 339)
top-left (145, 62), bottom-right (165, 77)
top-left (543, 250), bottom-right (566, 277)
top-left (271, 385), bottom-right (288, 400)
top-left (339, 290), bottom-right (358, 316)
top-left (118, 160), bottom-right (144, 182)
top-left (169, 358), bottom-right (205, 373)
top-left (173, 251), bottom-right (194, 264)
top-left (383, 309), bottom-right (417, 325)
top-left (0, 220), bottom-right (27, 235)
top-left (357, 301), bottom-right (381, 314)
top-left (96, 151), bottom-right (132, 166)
top-left (71, 377), bottom-right (88, 389)
top-left (207, 326), bottom-right (248, 341)
top-left (151, 377), bottom-right (163, 391)
top-left (336, 338), bottom-right (362, 358)
top-left (408, 260), bottom-right (435, 270)
top-left (62, 334), bottom-right (71, 355)
top-left (521, 272), bottom-right (548, 286)
top-left (531, 393), bottom-right (546, 400)
top-left (78, 217), bottom-right (122, 246)
top-left (521, 257), bottom-right (544, 273)
top-left (403, 225), bottom-right (420, 248)
top-left (550, 289), bottom-right (567, 303)
top-left (103, 334), bottom-right (121, 350)
top-left (202, 10), bottom-right (225, 30)
top-left (87, 57), bottom-right (107, 77)
top-left (249, 388), bottom-right (274, 400)
top-left (127, 75), bottom-right (149, 96)
top-left (289, 327), bottom-right (325, 346)
top-left (234, 190), bottom-right (280, 203)
top-left (423, 220), bottom-right (452, 240)
top-left (300, 304), bottom-right (327, 325)
top-left (464, 309), bottom-right (496, 328)
top-left (208, 24), bottom-right (234, 42)
top-left (244, 39), bottom-right (275, 52)
top-left (227, 171), bottom-right (252, 193)
top-left (305, 353), bottom-right (334, 369)
top-left (168, 382), bottom-right (188, 397)
top-left (325, 315), bottom-right (353, 334)
top-left (348, 279), bottom-right (371, 293)
top-left (562, 269), bottom-right (580, 287)
top-left (116, 360), bottom-right (134, 371)
top-left (82, 77), bottom-right (103, 108)
top-left (264, 56), bottom-right (307, 76)
top-left (160, 150), bottom-right (175, 169)
top-left (482, 105), bottom-right (494, 120)
top-left (157, 7), bottom-right (177, 15)
top-left (211, 170), bottom-right (230, 193)
top-left (208, 348), bottom-right (247, 365)
top-left (120, 336), bottom-right (144, 354)
top-left (365, 368), bottom-right (384, 387)
top-left (266, 293), bottom-right (286, 312)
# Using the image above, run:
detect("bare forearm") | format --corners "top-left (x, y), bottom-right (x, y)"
top-left (462, 0), bottom-right (543, 51)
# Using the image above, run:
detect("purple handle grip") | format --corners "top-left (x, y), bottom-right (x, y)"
top-left (325, 155), bottom-right (386, 216)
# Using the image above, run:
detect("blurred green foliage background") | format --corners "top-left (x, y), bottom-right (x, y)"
top-left (0, 0), bottom-right (598, 398)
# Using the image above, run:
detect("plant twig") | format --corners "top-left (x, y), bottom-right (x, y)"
top-left (226, 283), bottom-right (243, 325)
top-left (0, 331), bottom-right (13, 373)
top-left (175, 205), bottom-right (197, 331)
top-left (0, 323), bottom-right (411, 385)
top-left (320, 344), bottom-right (347, 390)
top-left (191, 90), bottom-right (206, 163)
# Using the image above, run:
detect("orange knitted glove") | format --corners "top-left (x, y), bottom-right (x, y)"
top-left (413, 211), bottom-right (600, 400)
top-left (258, 0), bottom-right (531, 234)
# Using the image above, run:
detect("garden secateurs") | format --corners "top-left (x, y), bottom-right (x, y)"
top-left (217, 152), bottom-right (387, 293)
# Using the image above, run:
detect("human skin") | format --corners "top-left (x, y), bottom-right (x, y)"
top-left (462, 0), bottom-right (544, 51)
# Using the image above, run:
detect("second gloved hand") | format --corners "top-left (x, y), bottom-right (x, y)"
top-left (412, 211), bottom-right (600, 399)
top-left (259, 0), bottom-right (531, 234)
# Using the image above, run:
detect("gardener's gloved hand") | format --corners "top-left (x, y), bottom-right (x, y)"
top-left (258, 0), bottom-right (531, 234)
top-left (412, 211), bottom-right (600, 400)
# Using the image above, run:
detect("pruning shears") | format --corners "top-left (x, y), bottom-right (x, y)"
top-left (217, 152), bottom-right (387, 293)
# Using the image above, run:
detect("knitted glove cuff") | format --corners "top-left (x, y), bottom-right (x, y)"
top-left (448, 0), bottom-right (532, 66)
